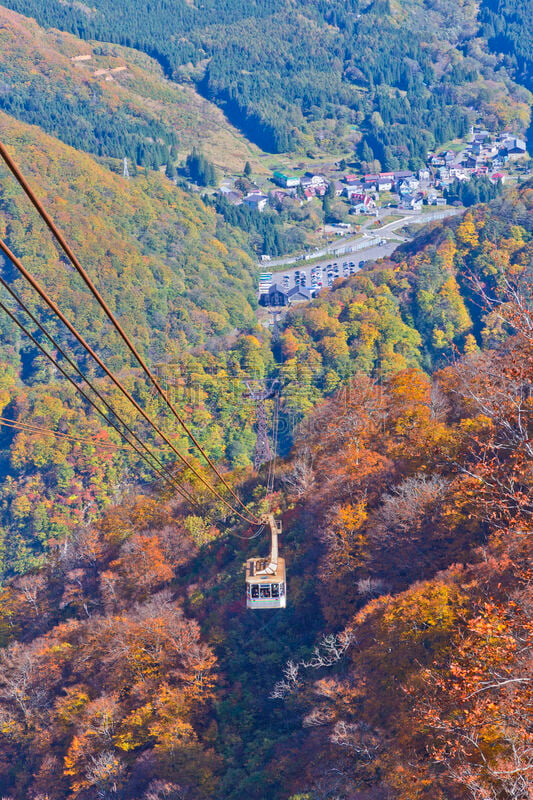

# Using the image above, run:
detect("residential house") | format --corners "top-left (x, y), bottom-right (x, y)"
top-left (351, 202), bottom-right (376, 215)
top-left (400, 193), bottom-right (423, 210)
top-left (376, 177), bottom-right (394, 192)
top-left (394, 170), bottom-right (414, 180)
top-left (244, 193), bottom-right (268, 212)
top-left (473, 130), bottom-right (490, 144)
top-left (344, 182), bottom-right (364, 198)
top-left (302, 180), bottom-right (327, 197)
top-left (503, 138), bottom-right (527, 160)
top-left (363, 174), bottom-right (379, 188)
top-left (395, 174), bottom-right (418, 192)
top-left (398, 178), bottom-right (418, 196)
top-left (465, 154), bottom-right (481, 170)
top-left (303, 173), bottom-right (327, 187)
top-left (350, 193), bottom-right (376, 213)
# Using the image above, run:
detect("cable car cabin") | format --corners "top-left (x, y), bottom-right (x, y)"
top-left (245, 556), bottom-right (286, 609)
top-left (245, 513), bottom-right (286, 609)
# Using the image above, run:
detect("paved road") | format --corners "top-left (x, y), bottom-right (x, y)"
top-left (260, 207), bottom-right (462, 271)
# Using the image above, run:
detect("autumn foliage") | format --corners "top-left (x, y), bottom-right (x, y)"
top-left (0, 496), bottom-right (217, 799)
top-left (0, 94), bottom-right (531, 798)
top-left (271, 270), bottom-right (532, 799)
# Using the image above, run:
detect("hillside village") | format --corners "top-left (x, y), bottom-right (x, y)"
top-left (217, 126), bottom-right (529, 219)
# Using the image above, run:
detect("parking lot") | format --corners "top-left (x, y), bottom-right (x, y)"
top-left (270, 239), bottom-right (399, 291)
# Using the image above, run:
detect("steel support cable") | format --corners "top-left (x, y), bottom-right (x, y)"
top-left (0, 298), bottom-right (199, 507)
top-left (267, 391), bottom-right (280, 497)
top-left (0, 297), bottom-right (198, 505)
top-left (0, 237), bottom-right (257, 525)
top-left (234, 391), bottom-right (280, 539)
top-left (0, 140), bottom-right (259, 522)
top-left (0, 270), bottom-right (190, 493)
top-left (0, 416), bottom-right (118, 449)
top-left (263, 391), bottom-right (279, 517)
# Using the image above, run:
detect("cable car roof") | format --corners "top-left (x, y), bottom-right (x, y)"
top-left (245, 556), bottom-right (286, 583)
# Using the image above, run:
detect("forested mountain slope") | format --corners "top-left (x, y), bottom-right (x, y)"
top-left (0, 111), bottom-right (271, 576)
top-left (4, 0), bottom-right (531, 157)
top-left (0, 113), bottom-right (258, 353)
top-left (0, 2), bottom-right (530, 795)
top-left (0, 6), bottom-right (263, 172)
top-left (0, 198), bottom-right (530, 799)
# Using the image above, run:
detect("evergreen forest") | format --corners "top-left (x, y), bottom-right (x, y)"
top-left (2, 0), bottom-right (532, 160)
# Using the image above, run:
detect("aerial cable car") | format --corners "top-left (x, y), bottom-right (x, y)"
top-left (245, 513), bottom-right (286, 609)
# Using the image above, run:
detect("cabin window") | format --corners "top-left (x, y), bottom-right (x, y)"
top-left (246, 584), bottom-right (251, 597)
top-left (271, 584), bottom-right (280, 597)
top-left (259, 585), bottom-right (271, 598)
top-left (251, 585), bottom-right (259, 598)
top-left (279, 582), bottom-right (285, 596)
